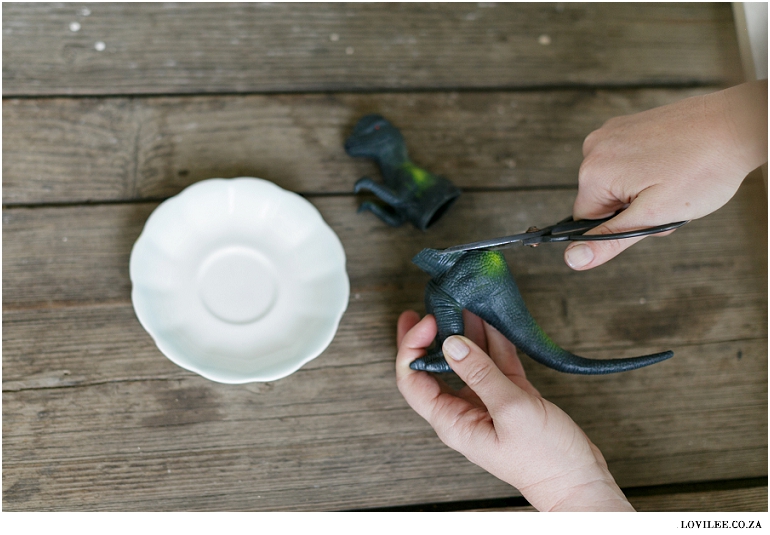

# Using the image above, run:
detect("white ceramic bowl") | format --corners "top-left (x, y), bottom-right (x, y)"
top-left (130, 177), bottom-right (349, 383)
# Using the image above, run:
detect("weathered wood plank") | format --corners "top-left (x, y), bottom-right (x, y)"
top-left (3, 0), bottom-right (759, 514)
top-left (2, 3), bottom-right (742, 97)
top-left (629, 486), bottom-right (768, 512)
top-left (3, 180), bottom-right (766, 510)
top-left (3, 88), bottom-right (717, 205)
top-left (469, 486), bottom-right (768, 511)
top-left (4, 176), bottom-right (766, 350)
top-left (3, 337), bottom-right (766, 511)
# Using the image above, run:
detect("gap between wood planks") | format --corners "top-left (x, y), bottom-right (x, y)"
top-left (3, 334), bottom-right (768, 393)
top-left (2, 85), bottom-right (732, 204)
top-left (0, 184), bottom-right (582, 209)
top-left (0, 357), bottom-right (398, 393)
top-left (357, 477), bottom-right (768, 512)
top-left (1, 79), bottom-right (725, 101)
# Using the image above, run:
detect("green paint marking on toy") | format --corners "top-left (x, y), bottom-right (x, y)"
top-left (345, 115), bottom-right (460, 230)
top-left (402, 162), bottom-right (436, 191)
top-left (480, 251), bottom-right (508, 278)
top-left (409, 248), bottom-right (674, 375)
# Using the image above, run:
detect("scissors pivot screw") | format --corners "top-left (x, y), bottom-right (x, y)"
top-left (525, 226), bottom-right (540, 247)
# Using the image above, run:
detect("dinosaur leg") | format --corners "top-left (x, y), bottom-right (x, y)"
top-left (353, 177), bottom-right (406, 227)
top-left (409, 282), bottom-right (464, 373)
top-left (353, 177), bottom-right (402, 206)
top-left (357, 201), bottom-right (406, 227)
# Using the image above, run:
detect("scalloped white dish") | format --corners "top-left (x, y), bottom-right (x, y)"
top-left (130, 177), bottom-right (349, 383)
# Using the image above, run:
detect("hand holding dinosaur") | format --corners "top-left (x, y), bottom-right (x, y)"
top-left (395, 310), bottom-right (635, 511)
top-left (566, 80), bottom-right (768, 270)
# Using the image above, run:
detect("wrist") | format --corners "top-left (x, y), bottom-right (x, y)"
top-left (718, 80), bottom-right (768, 174)
top-left (543, 478), bottom-right (635, 512)
top-left (520, 461), bottom-right (634, 512)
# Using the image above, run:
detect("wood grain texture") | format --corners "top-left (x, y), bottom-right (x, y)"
top-left (2, 3), bottom-right (742, 97)
top-left (3, 1), bottom-right (763, 513)
top-left (4, 176), bottom-right (767, 342)
top-left (3, 179), bottom-right (767, 510)
top-left (2, 338), bottom-right (766, 511)
top-left (629, 486), bottom-right (768, 513)
top-left (470, 486), bottom-right (768, 511)
top-left (3, 88), bottom-right (716, 205)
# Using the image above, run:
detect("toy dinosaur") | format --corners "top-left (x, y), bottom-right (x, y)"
top-left (409, 248), bottom-right (674, 374)
top-left (344, 114), bottom-right (461, 230)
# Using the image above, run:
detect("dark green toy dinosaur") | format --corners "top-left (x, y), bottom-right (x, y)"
top-left (344, 114), bottom-right (461, 230)
top-left (409, 248), bottom-right (674, 374)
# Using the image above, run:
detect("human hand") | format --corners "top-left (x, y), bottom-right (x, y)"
top-left (395, 310), bottom-right (634, 511)
top-left (565, 80), bottom-right (768, 270)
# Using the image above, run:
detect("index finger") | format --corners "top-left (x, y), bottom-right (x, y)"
top-left (395, 314), bottom-right (459, 421)
top-left (397, 310), bottom-right (421, 348)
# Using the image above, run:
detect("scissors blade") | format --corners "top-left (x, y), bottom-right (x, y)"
top-left (438, 215), bottom-right (614, 254)
top-left (439, 216), bottom-right (689, 254)
top-left (439, 229), bottom-right (546, 254)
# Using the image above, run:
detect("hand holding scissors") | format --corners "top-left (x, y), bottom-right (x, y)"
top-left (439, 213), bottom-right (688, 254)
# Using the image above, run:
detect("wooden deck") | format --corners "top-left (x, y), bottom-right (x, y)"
top-left (3, 3), bottom-right (766, 511)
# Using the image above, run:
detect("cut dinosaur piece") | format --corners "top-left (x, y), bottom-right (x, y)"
top-left (409, 248), bottom-right (674, 374)
top-left (344, 114), bottom-right (461, 230)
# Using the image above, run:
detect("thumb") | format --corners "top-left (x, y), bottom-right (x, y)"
top-left (443, 335), bottom-right (523, 416)
top-left (563, 203), bottom-right (662, 270)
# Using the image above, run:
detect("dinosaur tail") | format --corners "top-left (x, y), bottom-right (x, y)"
top-left (519, 343), bottom-right (673, 375)
top-left (469, 301), bottom-right (673, 375)
top-left (409, 351), bottom-right (453, 373)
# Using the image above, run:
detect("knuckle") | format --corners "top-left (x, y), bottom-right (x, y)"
top-left (435, 416), bottom-right (467, 451)
top-left (602, 115), bottom-right (627, 131)
top-left (595, 220), bottom-right (621, 236)
top-left (577, 159), bottom-right (590, 182)
top-left (578, 155), bottom-right (599, 184)
top-left (462, 360), bottom-right (494, 389)
top-left (437, 409), bottom-right (488, 452)
top-left (592, 225), bottom-right (639, 255)
top-left (582, 126), bottom-right (606, 155)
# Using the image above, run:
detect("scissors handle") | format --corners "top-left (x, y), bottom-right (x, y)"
top-left (548, 215), bottom-right (614, 237)
top-left (439, 214), bottom-right (689, 253)
top-left (540, 216), bottom-right (688, 243)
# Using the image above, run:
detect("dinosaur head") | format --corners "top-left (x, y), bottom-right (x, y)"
top-left (344, 114), bottom-right (407, 161)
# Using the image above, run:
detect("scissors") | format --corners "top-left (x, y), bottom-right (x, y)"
top-left (439, 213), bottom-right (689, 254)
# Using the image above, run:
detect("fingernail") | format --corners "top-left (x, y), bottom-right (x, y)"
top-left (565, 243), bottom-right (594, 269)
top-left (443, 336), bottom-right (470, 361)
